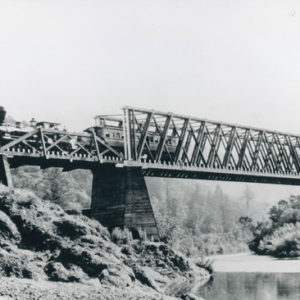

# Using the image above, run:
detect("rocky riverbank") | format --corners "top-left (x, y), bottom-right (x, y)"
top-left (0, 186), bottom-right (210, 299)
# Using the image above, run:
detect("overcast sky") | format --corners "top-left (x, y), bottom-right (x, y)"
top-left (1, 0), bottom-right (300, 198)
top-left (1, 0), bottom-right (299, 132)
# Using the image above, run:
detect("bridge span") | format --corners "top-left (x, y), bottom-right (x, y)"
top-left (1, 106), bottom-right (300, 239)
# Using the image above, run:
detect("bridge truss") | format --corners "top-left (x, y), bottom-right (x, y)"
top-left (0, 127), bottom-right (123, 169)
top-left (1, 106), bottom-right (300, 185)
top-left (123, 106), bottom-right (300, 184)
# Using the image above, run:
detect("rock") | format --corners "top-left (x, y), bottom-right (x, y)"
top-left (44, 262), bottom-right (88, 282)
top-left (121, 245), bottom-right (133, 256)
top-left (0, 250), bottom-right (33, 279)
top-left (132, 265), bottom-right (160, 292)
top-left (0, 209), bottom-right (21, 245)
top-left (44, 262), bottom-right (71, 282)
top-left (54, 217), bottom-right (88, 240)
top-left (99, 269), bottom-right (109, 280)
top-left (99, 264), bottom-right (134, 288)
top-left (57, 245), bottom-right (112, 277)
top-left (180, 294), bottom-right (204, 300)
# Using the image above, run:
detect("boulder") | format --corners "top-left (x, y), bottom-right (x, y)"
top-left (0, 250), bottom-right (33, 279)
top-left (0, 211), bottom-right (21, 245)
top-left (44, 262), bottom-right (88, 282)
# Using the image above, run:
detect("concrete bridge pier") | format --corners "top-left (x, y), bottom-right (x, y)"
top-left (0, 154), bottom-right (13, 188)
top-left (90, 164), bottom-right (159, 240)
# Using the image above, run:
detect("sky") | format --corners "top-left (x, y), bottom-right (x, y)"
top-left (1, 0), bottom-right (300, 201)
top-left (0, 0), bottom-right (300, 132)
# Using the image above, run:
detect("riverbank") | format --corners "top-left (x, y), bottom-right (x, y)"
top-left (198, 253), bottom-right (300, 300)
top-left (0, 277), bottom-right (174, 300)
top-left (210, 252), bottom-right (300, 273)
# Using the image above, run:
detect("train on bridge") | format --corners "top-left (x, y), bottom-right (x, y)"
top-left (0, 106), bottom-right (178, 160)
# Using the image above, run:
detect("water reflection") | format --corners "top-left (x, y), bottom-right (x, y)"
top-left (198, 272), bottom-right (300, 300)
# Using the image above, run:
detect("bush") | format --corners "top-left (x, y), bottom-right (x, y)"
top-left (14, 189), bottom-right (39, 207)
top-left (258, 223), bottom-right (300, 257)
top-left (111, 227), bottom-right (133, 245)
top-left (195, 257), bottom-right (214, 274)
top-left (244, 195), bottom-right (300, 257)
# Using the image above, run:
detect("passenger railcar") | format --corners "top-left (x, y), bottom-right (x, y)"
top-left (85, 115), bottom-right (179, 158)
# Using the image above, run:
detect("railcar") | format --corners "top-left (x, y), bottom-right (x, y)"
top-left (85, 115), bottom-right (179, 159)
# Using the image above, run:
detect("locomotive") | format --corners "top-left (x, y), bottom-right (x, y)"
top-left (0, 106), bottom-right (65, 148)
top-left (0, 106), bottom-right (6, 125)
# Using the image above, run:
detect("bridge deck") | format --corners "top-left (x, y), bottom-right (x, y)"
top-left (122, 160), bottom-right (300, 185)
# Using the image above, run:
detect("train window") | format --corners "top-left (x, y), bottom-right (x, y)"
top-left (105, 133), bottom-right (110, 138)
top-left (150, 137), bottom-right (154, 143)
top-left (121, 135), bottom-right (124, 139)
top-left (115, 132), bottom-right (120, 139)
top-left (167, 138), bottom-right (171, 145)
top-left (155, 138), bottom-right (159, 143)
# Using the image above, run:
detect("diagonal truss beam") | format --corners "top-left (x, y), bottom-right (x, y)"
top-left (173, 118), bottom-right (189, 163)
top-left (0, 128), bottom-right (39, 151)
top-left (223, 127), bottom-right (236, 167)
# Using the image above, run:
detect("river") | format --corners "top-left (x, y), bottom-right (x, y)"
top-left (197, 253), bottom-right (300, 300)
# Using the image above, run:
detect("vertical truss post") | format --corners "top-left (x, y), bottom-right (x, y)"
top-left (251, 131), bottom-right (264, 170)
top-left (123, 108), bottom-right (133, 160)
top-left (39, 127), bottom-right (48, 159)
top-left (223, 127), bottom-right (236, 167)
top-left (191, 121), bottom-right (206, 165)
top-left (182, 130), bottom-right (193, 164)
top-left (196, 133), bottom-right (208, 165)
top-left (156, 114), bottom-right (172, 162)
top-left (207, 124), bottom-right (221, 166)
top-left (286, 136), bottom-right (300, 173)
top-left (273, 134), bottom-right (291, 171)
top-left (261, 134), bottom-right (276, 172)
top-left (173, 118), bottom-right (189, 163)
top-left (129, 110), bottom-right (137, 160)
top-left (266, 134), bottom-right (282, 171)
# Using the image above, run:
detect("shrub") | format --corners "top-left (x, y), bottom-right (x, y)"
top-left (195, 257), bottom-right (214, 274)
top-left (245, 195), bottom-right (300, 257)
top-left (14, 189), bottom-right (39, 207)
top-left (111, 227), bottom-right (133, 245)
top-left (258, 223), bottom-right (300, 257)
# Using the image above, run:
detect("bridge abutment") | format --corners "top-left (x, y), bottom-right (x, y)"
top-left (90, 165), bottom-right (159, 240)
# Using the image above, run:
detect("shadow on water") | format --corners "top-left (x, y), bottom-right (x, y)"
top-left (197, 272), bottom-right (300, 300)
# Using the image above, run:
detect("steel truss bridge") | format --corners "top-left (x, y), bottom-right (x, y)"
top-left (1, 106), bottom-right (300, 185)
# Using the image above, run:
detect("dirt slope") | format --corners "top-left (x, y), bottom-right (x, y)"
top-left (0, 186), bottom-right (210, 299)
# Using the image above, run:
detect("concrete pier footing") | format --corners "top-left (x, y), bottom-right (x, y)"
top-left (90, 164), bottom-right (159, 240)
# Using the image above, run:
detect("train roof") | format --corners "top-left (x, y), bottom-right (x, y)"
top-left (36, 121), bottom-right (61, 126)
top-left (94, 115), bottom-right (123, 122)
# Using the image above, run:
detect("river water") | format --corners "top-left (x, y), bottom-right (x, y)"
top-left (197, 253), bottom-right (300, 300)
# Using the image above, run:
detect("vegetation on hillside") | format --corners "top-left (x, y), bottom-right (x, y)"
top-left (12, 166), bottom-right (273, 257)
top-left (12, 167), bottom-right (92, 210)
top-left (240, 195), bottom-right (300, 257)
top-left (147, 178), bottom-right (260, 257)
